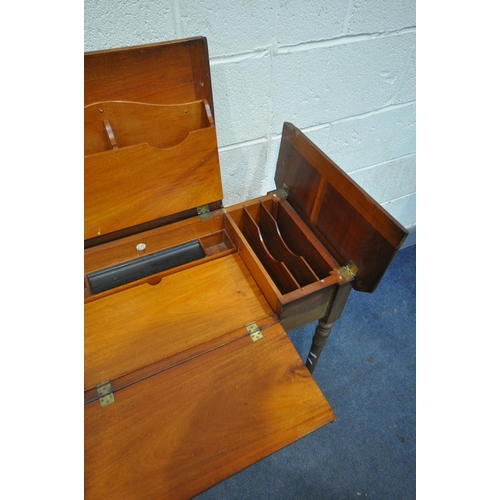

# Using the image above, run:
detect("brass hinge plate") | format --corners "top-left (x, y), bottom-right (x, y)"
top-left (245, 321), bottom-right (264, 342)
top-left (338, 260), bottom-right (359, 281)
top-left (96, 381), bottom-right (115, 407)
top-left (268, 183), bottom-right (289, 199)
top-left (197, 204), bottom-right (212, 220)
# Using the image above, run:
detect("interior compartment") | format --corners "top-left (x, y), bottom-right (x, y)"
top-left (257, 203), bottom-right (319, 286)
top-left (85, 228), bottom-right (235, 297)
top-left (271, 201), bottom-right (335, 279)
top-left (87, 240), bottom-right (206, 294)
top-left (200, 230), bottom-right (235, 256)
top-left (227, 198), bottom-right (339, 296)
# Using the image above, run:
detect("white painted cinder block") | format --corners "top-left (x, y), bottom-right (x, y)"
top-left (275, 0), bottom-right (347, 45)
top-left (218, 141), bottom-right (269, 207)
top-left (84, 0), bottom-right (416, 237)
top-left (210, 56), bottom-right (272, 147)
top-left (84, 1), bottom-right (176, 52)
top-left (324, 102), bottom-right (416, 172)
top-left (179, 1), bottom-right (277, 57)
top-left (346, 0), bottom-right (416, 34)
top-left (382, 192), bottom-right (416, 229)
top-left (348, 154), bottom-right (416, 204)
top-left (272, 32), bottom-right (416, 134)
top-left (393, 42), bottom-right (416, 105)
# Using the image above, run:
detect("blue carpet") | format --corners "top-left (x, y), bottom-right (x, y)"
top-left (196, 245), bottom-right (416, 499)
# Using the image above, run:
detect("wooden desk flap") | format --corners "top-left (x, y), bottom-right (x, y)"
top-left (85, 322), bottom-right (334, 500)
top-left (84, 254), bottom-right (273, 392)
top-left (275, 122), bottom-right (408, 293)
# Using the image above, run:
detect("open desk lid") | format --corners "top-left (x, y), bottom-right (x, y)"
top-left (84, 38), bottom-right (223, 245)
top-left (84, 37), bottom-right (214, 112)
top-left (275, 122), bottom-right (408, 293)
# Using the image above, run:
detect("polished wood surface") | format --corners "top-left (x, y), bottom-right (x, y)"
top-left (84, 37), bottom-right (408, 499)
top-left (84, 100), bottom-right (211, 156)
top-left (84, 211), bottom-right (230, 277)
top-left (224, 197), bottom-right (349, 329)
top-left (84, 37), bottom-right (214, 114)
top-left (84, 315), bottom-right (278, 405)
top-left (84, 126), bottom-right (222, 241)
top-left (275, 122), bottom-right (408, 292)
top-left (84, 254), bottom-right (273, 391)
top-left (84, 37), bottom-right (222, 244)
top-left (85, 322), bottom-right (334, 500)
top-left (241, 207), bottom-right (300, 294)
top-left (84, 201), bottom-right (223, 249)
top-left (258, 202), bottom-right (319, 287)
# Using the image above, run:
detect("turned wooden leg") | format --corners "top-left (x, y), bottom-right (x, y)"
top-left (306, 281), bottom-right (353, 373)
top-left (306, 319), bottom-right (335, 372)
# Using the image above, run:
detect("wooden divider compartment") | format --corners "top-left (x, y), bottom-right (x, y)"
top-left (224, 196), bottom-right (347, 329)
top-left (85, 194), bottom-right (348, 330)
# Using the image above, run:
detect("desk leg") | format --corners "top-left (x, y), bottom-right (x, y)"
top-left (306, 281), bottom-right (353, 373)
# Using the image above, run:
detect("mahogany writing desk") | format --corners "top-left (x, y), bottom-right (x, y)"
top-left (84, 37), bottom-right (407, 499)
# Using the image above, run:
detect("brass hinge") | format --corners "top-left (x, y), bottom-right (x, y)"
top-left (268, 183), bottom-right (289, 199)
top-left (197, 204), bottom-right (212, 220)
top-left (245, 321), bottom-right (264, 342)
top-left (338, 260), bottom-right (359, 281)
top-left (96, 381), bottom-right (115, 407)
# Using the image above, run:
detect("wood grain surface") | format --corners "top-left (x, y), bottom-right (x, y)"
top-left (85, 322), bottom-right (334, 500)
top-left (84, 127), bottom-right (222, 241)
top-left (84, 100), bottom-right (210, 156)
top-left (275, 122), bottom-right (408, 292)
top-left (84, 38), bottom-right (214, 113)
top-left (85, 254), bottom-right (272, 391)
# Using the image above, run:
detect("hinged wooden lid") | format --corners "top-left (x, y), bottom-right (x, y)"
top-left (275, 122), bottom-right (408, 293)
top-left (84, 38), bottom-right (223, 246)
top-left (84, 37), bottom-right (215, 112)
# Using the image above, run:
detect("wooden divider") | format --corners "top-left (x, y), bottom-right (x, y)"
top-left (84, 100), bottom-right (211, 155)
top-left (258, 203), bottom-right (319, 287)
top-left (241, 208), bottom-right (299, 294)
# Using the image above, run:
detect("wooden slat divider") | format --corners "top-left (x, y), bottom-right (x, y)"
top-left (275, 200), bottom-right (338, 279)
top-left (241, 208), bottom-right (300, 294)
top-left (258, 202), bottom-right (319, 287)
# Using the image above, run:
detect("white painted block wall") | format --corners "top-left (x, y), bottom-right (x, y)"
top-left (85, 0), bottom-right (416, 244)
